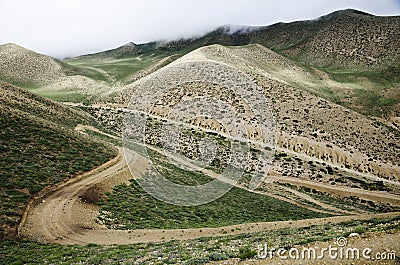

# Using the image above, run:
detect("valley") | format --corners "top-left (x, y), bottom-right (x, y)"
top-left (0, 8), bottom-right (399, 265)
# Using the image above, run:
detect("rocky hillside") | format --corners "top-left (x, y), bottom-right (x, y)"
top-left (91, 44), bottom-right (399, 185)
top-left (174, 45), bottom-right (400, 179)
top-left (157, 9), bottom-right (400, 73)
top-left (282, 10), bottom-right (399, 70)
top-left (0, 44), bottom-right (64, 86)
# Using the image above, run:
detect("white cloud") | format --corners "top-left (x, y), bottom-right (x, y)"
top-left (0, 0), bottom-right (399, 58)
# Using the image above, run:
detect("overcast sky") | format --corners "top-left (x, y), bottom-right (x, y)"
top-left (0, 0), bottom-right (399, 58)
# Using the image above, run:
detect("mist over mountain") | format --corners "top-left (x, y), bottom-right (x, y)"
top-left (1, 0), bottom-right (399, 58)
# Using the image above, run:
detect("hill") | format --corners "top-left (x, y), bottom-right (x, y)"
top-left (85, 44), bottom-right (399, 209)
top-left (0, 43), bottom-right (115, 103)
top-left (0, 44), bottom-right (64, 87)
top-left (150, 44), bottom-right (400, 179)
top-left (70, 42), bottom-right (144, 60)
top-left (0, 81), bottom-right (117, 239)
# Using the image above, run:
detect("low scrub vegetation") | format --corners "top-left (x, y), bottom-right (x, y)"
top-left (1, 216), bottom-right (398, 264)
top-left (98, 151), bottom-right (329, 230)
top-left (0, 83), bottom-right (117, 239)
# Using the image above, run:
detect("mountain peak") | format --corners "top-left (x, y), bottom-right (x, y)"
top-left (122, 42), bottom-right (137, 48)
top-left (0, 42), bottom-right (63, 85)
top-left (319, 8), bottom-right (373, 20)
top-left (0, 43), bottom-right (28, 51)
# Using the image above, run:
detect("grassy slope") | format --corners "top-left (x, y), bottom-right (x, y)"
top-left (66, 53), bottom-right (166, 83)
top-left (99, 181), bottom-right (329, 230)
top-left (0, 81), bottom-right (95, 127)
top-left (34, 48), bottom-right (185, 104)
top-left (65, 41), bottom-right (190, 83)
top-left (0, 81), bottom-right (117, 239)
top-left (98, 148), bottom-right (329, 230)
top-left (27, 61), bottom-right (112, 103)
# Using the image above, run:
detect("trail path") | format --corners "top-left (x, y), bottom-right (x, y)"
top-left (272, 175), bottom-right (400, 206)
top-left (74, 124), bottom-right (120, 140)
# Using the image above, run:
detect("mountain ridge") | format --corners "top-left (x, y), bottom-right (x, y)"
top-left (68, 8), bottom-right (399, 73)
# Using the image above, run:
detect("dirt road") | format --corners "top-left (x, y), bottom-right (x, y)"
top-left (19, 148), bottom-right (400, 245)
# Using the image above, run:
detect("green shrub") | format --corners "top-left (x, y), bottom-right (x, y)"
top-left (183, 257), bottom-right (210, 265)
top-left (354, 225), bottom-right (366, 234)
top-left (238, 246), bottom-right (257, 260)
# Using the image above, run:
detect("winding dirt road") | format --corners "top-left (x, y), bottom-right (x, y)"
top-left (19, 147), bottom-right (400, 246)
